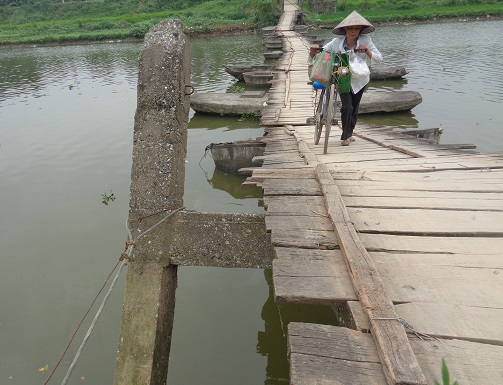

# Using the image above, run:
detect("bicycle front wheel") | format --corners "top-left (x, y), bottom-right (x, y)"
top-left (314, 88), bottom-right (325, 145)
top-left (324, 84), bottom-right (336, 154)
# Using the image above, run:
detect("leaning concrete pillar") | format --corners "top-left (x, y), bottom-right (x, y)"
top-left (113, 19), bottom-right (190, 385)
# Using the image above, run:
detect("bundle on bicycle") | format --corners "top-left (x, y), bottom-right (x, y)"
top-left (307, 11), bottom-right (383, 153)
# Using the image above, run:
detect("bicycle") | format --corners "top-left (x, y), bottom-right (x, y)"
top-left (311, 50), bottom-right (351, 154)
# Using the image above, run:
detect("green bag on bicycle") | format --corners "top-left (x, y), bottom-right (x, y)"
top-left (334, 52), bottom-right (351, 94)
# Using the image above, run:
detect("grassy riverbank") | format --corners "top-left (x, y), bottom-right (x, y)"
top-left (0, 0), bottom-right (502, 46)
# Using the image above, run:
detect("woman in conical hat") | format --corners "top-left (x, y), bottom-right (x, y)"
top-left (322, 11), bottom-right (383, 146)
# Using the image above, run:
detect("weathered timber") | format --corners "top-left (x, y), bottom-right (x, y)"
top-left (316, 163), bottom-right (427, 385)
top-left (289, 323), bottom-right (503, 385)
top-left (349, 300), bottom-right (503, 345)
top-left (273, 248), bottom-right (356, 305)
top-left (360, 233), bottom-right (503, 255)
top-left (288, 323), bottom-right (388, 385)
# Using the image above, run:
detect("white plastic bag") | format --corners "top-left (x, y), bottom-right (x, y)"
top-left (349, 53), bottom-right (370, 81)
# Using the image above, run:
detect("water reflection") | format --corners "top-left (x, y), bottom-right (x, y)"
top-left (359, 110), bottom-right (419, 128)
top-left (258, 270), bottom-right (339, 384)
top-left (206, 168), bottom-right (263, 200)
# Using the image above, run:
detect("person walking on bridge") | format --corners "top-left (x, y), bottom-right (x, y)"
top-left (317, 11), bottom-right (383, 146)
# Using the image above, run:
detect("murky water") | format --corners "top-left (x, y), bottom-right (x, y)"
top-left (0, 20), bottom-right (501, 385)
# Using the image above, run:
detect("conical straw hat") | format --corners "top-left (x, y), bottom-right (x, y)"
top-left (332, 11), bottom-right (375, 35)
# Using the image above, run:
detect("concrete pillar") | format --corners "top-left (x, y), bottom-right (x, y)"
top-left (113, 19), bottom-right (191, 385)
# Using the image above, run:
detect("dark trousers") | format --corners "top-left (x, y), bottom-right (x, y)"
top-left (339, 87), bottom-right (365, 140)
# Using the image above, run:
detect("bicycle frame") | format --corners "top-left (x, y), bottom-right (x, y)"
top-left (312, 51), bottom-right (350, 154)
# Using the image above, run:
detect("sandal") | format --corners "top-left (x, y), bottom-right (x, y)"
top-left (349, 137), bottom-right (356, 142)
top-left (341, 140), bottom-right (350, 146)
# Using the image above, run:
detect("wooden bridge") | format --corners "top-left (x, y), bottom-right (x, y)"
top-left (245, 1), bottom-right (503, 384)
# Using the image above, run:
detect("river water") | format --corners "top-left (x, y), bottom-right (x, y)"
top-left (0, 19), bottom-right (501, 385)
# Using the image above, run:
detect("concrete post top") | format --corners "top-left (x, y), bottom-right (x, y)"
top-left (144, 19), bottom-right (185, 48)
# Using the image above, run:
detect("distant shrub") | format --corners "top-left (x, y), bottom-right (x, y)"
top-left (130, 19), bottom-right (159, 37)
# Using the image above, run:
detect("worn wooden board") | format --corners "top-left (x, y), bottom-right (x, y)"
top-left (316, 163), bottom-right (427, 385)
top-left (348, 207), bottom-right (503, 236)
top-left (370, 251), bottom-right (503, 269)
top-left (288, 323), bottom-right (388, 385)
top-left (325, 155), bottom-right (503, 172)
top-left (412, 337), bottom-right (503, 385)
top-left (360, 233), bottom-right (503, 254)
top-left (332, 169), bottom-right (503, 182)
top-left (348, 299), bottom-right (503, 345)
top-left (336, 180), bottom-right (503, 193)
top-left (273, 248), bottom-right (356, 304)
top-left (375, 259), bottom-right (503, 308)
top-left (344, 195), bottom-right (503, 211)
top-left (262, 178), bottom-right (322, 196)
top-left (270, 228), bottom-right (338, 249)
top-left (266, 214), bottom-right (332, 231)
top-left (264, 196), bottom-right (327, 216)
top-left (288, 323), bottom-right (503, 385)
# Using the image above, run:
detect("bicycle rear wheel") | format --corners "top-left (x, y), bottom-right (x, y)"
top-left (323, 84), bottom-right (336, 154)
top-left (314, 88), bottom-right (325, 145)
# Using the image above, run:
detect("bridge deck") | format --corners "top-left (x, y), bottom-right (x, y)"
top-left (247, 2), bottom-right (503, 384)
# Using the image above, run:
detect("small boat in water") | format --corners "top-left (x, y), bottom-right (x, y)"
top-left (206, 138), bottom-right (265, 175)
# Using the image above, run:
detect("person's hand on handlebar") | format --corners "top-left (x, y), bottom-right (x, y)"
top-left (309, 44), bottom-right (323, 58)
top-left (355, 44), bottom-right (372, 58)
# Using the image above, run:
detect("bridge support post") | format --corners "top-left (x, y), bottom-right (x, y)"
top-left (113, 19), bottom-right (191, 385)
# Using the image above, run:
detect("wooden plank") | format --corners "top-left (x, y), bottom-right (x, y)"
top-left (248, 167), bottom-right (315, 179)
top-left (273, 248), bottom-right (356, 304)
top-left (288, 323), bottom-right (503, 385)
top-left (338, 181), bottom-right (503, 193)
top-left (348, 207), bottom-right (503, 236)
top-left (316, 163), bottom-right (427, 385)
top-left (344, 195), bottom-right (503, 211)
top-left (411, 337), bottom-right (503, 385)
top-left (370, 251), bottom-right (503, 269)
top-left (395, 302), bottom-right (503, 345)
top-left (288, 323), bottom-right (388, 385)
top-left (375, 259), bottom-right (503, 308)
top-left (332, 169), bottom-right (503, 182)
top-left (264, 196), bottom-right (327, 216)
top-left (262, 178), bottom-right (321, 196)
top-left (360, 233), bottom-right (503, 255)
top-left (270, 228), bottom-right (338, 249)
top-left (266, 214), bottom-right (332, 231)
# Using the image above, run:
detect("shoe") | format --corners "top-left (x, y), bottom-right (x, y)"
top-left (349, 137), bottom-right (355, 142)
top-left (341, 140), bottom-right (350, 146)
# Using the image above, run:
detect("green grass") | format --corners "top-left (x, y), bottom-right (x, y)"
top-left (0, 0), bottom-right (501, 45)
top-left (305, 3), bottom-right (503, 24)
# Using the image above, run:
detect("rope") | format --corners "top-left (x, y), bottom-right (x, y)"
top-left (42, 260), bottom-right (122, 385)
top-left (42, 206), bottom-right (184, 385)
top-left (60, 259), bottom-right (127, 385)
top-left (371, 317), bottom-right (440, 341)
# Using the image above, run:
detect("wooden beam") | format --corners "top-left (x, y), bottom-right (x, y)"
top-left (316, 163), bottom-right (427, 385)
